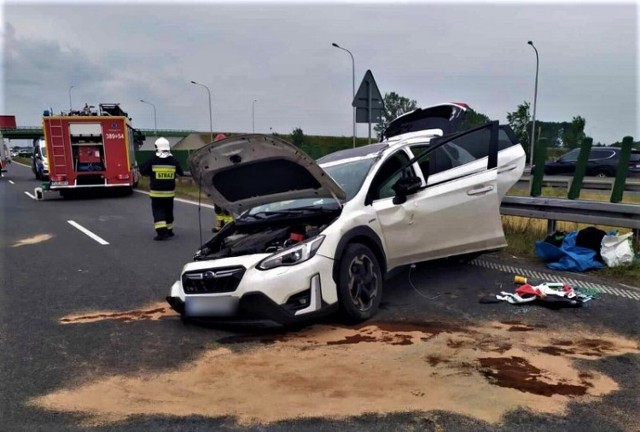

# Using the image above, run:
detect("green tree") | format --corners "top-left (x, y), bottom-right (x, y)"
top-left (291, 127), bottom-right (304, 148)
top-left (374, 91), bottom-right (418, 137)
top-left (506, 101), bottom-right (531, 154)
top-left (460, 108), bottom-right (490, 130)
top-left (562, 116), bottom-right (586, 149)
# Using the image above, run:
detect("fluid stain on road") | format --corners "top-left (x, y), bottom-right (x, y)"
top-left (59, 302), bottom-right (176, 324)
top-left (11, 233), bottom-right (53, 247)
top-left (30, 320), bottom-right (639, 426)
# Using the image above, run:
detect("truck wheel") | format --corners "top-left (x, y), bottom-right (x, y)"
top-left (337, 244), bottom-right (383, 323)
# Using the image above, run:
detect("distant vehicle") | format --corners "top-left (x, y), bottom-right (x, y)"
top-left (32, 138), bottom-right (49, 180)
top-left (17, 149), bottom-right (33, 158)
top-left (41, 103), bottom-right (143, 197)
top-left (1, 140), bottom-right (11, 175)
top-left (541, 147), bottom-right (640, 178)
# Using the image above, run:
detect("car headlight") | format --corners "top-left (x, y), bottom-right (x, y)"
top-left (258, 235), bottom-right (325, 270)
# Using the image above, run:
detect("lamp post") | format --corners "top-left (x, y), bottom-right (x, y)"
top-left (528, 41), bottom-right (539, 165)
top-left (190, 80), bottom-right (213, 143)
top-left (139, 99), bottom-right (157, 136)
top-left (332, 42), bottom-right (356, 148)
top-left (68, 85), bottom-right (75, 112)
top-left (252, 99), bottom-right (258, 133)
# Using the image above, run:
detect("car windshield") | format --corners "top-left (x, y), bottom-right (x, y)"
top-left (560, 149), bottom-right (580, 162)
top-left (242, 157), bottom-right (376, 218)
top-left (40, 146), bottom-right (47, 157)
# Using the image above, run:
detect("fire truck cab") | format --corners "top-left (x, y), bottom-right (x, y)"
top-left (41, 103), bottom-right (143, 197)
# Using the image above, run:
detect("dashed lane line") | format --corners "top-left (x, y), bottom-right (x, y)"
top-left (470, 259), bottom-right (640, 301)
top-left (8, 180), bottom-right (14, 184)
top-left (67, 220), bottom-right (110, 245)
top-left (24, 191), bottom-right (36, 200)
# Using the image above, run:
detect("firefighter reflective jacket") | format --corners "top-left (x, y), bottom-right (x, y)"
top-left (140, 155), bottom-right (184, 198)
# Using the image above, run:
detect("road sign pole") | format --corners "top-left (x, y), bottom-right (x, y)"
top-left (368, 82), bottom-right (372, 144)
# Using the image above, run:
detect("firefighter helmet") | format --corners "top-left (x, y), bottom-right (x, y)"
top-left (154, 137), bottom-right (171, 158)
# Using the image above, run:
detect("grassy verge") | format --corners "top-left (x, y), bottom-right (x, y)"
top-left (12, 157), bottom-right (32, 165)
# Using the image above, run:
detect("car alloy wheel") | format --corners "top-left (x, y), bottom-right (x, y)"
top-left (338, 243), bottom-right (383, 322)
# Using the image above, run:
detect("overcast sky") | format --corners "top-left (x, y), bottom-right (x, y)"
top-left (2, 1), bottom-right (638, 144)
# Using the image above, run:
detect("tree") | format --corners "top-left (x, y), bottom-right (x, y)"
top-left (562, 116), bottom-right (586, 149)
top-left (460, 108), bottom-right (490, 130)
top-left (374, 92), bottom-right (418, 137)
top-left (291, 127), bottom-right (304, 148)
top-left (506, 101), bottom-right (531, 155)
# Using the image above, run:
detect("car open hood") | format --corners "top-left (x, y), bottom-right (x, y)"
top-left (383, 102), bottom-right (468, 140)
top-left (189, 134), bottom-right (347, 215)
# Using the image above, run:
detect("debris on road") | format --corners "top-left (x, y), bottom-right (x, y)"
top-left (480, 281), bottom-right (595, 308)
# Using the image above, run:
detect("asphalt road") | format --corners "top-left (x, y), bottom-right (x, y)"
top-left (2, 162), bottom-right (640, 432)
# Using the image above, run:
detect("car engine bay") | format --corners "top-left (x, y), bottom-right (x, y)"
top-left (194, 212), bottom-right (339, 261)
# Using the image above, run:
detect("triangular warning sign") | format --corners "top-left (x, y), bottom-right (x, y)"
top-left (352, 70), bottom-right (383, 110)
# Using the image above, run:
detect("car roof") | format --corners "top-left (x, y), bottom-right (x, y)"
top-left (317, 142), bottom-right (389, 164)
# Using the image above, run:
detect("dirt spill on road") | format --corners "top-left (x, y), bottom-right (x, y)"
top-left (30, 320), bottom-right (639, 426)
top-left (59, 302), bottom-right (176, 324)
top-left (11, 233), bottom-right (53, 247)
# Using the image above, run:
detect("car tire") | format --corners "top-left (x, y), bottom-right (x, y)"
top-left (337, 243), bottom-right (383, 323)
top-left (594, 170), bottom-right (609, 178)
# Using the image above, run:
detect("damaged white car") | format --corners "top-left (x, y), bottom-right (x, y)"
top-left (167, 103), bottom-right (526, 325)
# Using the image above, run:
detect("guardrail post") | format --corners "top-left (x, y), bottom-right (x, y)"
top-left (610, 136), bottom-right (633, 203)
top-left (567, 137), bottom-right (593, 200)
top-left (530, 137), bottom-right (548, 197)
top-left (547, 219), bottom-right (557, 234)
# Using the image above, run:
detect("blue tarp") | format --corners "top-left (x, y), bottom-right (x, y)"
top-left (535, 231), bottom-right (604, 272)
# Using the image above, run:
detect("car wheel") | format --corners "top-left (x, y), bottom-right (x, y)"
top-left (595, 170), bottom-right (609, 178)
top-left (337, 244), bottom-right (383, 323)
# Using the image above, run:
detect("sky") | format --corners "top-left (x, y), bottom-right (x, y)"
top-left (2, 0), bottom-right (638, 144)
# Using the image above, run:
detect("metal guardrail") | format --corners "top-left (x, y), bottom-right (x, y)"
top-left (500, 196), bottom-right (640, 242)
top-left (518, 175), bottom-right (640, 192)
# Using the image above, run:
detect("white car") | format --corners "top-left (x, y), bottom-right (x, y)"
top-left (167, 103), bottom-right (526, 325)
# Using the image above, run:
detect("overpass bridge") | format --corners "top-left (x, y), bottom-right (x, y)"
top-left (1, 127), bottom-right (194, 140)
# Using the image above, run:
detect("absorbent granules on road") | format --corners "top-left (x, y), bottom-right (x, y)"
top-left (29, 320), bottom-right (639, 427)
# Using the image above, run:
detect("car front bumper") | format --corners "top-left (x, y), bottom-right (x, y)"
top-left (167, 254), bottom-right (339, 326)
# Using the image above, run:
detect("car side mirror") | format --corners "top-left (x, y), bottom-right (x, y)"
top-left (392, 175), bottom-right (422, 205)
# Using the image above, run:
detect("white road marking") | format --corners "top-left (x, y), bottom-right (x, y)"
top-left (9, 180), bottom-right (15, 184)
top-left (24, 191), bottom-right (37, 199)
top-left (67, 220), bottom-right (110, 245)
top-left (134, 189), bottom-right (215, 209)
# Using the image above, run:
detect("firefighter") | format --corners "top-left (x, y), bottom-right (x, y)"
top-left (139, 137), bottom-right (184, 241)
top-left (213, 206), bottom-right (234, 233)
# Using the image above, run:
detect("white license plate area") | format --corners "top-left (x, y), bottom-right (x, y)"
top-left (185, 296), bottom-right (238, 317)
top-left (51, 181), bottom-right (69, 186)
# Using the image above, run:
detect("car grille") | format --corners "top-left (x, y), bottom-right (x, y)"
top-left (182, 266), bottom-right (245, 294)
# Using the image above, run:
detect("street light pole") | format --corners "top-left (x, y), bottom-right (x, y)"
top-left (252, 99), bottom-right (257, 133)
top-left (139, 99), bottom-right (157, 136)
top-left (332, 42), bottom-right (356, 148)
top-left (528, 41), bottom-right (539, 165)
top-left (190, 80), bottom-right (213, 143)
top-left (68, 85), bottom-right (75, 112)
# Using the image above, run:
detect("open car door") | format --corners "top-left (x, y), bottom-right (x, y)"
top-left (371, 122), bottom-right (505, 268)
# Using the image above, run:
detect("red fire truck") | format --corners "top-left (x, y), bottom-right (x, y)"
top-left (41, 103), bottom-right (143, 197)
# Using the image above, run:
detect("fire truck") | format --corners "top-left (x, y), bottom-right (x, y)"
top-left (40, 103), bottom-right (143, 198)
